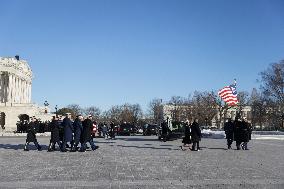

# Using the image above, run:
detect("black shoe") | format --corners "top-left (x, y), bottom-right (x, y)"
top-left (47, 149), bottom-right (54, 152)
top-left (38, 146), bottom-right (42, 151)
top-left (24, 149), bottom-right (29, 151)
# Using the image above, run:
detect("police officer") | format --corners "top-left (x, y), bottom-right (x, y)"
top-left (224, 118), bottom-right (234, 149)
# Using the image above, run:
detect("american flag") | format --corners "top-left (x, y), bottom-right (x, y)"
top-left (218, 82), bottom-right (239, 106)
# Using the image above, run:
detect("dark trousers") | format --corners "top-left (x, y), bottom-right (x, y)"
top-left (24, 141), bottom-right (41, 150)
top-left (48, 141), bottom-right (61, 151)
top-left (236, 141), bottom-right (242, 150)
top-left (80, 139), bottom-right (96, 151)
top-left (227, 138), bottom-right (233, 148)
top-left (192, 141), bottom-right (200, 151)
top-left (61, 140), bottom-right (73, 151)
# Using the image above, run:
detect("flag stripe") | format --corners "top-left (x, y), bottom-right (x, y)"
top-left (218, 84), bottom-right (239, 106)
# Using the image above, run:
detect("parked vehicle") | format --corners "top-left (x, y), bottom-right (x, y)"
top-left (118, 123), bottom-right (136, 136)
top-left (143, 124), bottom-right (158, 135)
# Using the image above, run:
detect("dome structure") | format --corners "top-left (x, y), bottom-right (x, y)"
top-left (0, 56), bottom-right (33, 82)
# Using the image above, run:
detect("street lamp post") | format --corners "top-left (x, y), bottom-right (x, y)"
top-left (55, 105), bottom-right (58, 116)
top-left (44, 100), bottom-right (49, 114)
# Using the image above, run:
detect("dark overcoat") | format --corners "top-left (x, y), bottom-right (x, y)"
top-left (73, 118), bottom-right (83, 143)
top-left (50, 120), bottom-right (60, 143)
top-left (81, 119), bottom-right (93, 143)
top-left (224, 121), bottom-right (234, 140)
top-left (26, 122), bottom-right (37, 142)
top-left (241, 121), bottom-right (251, 142)
top-left (190, 121), bottom-right (201, 142)
top-left (233, 120), bottom-right (243, 142)
top-left (182, 125), bottom-right (191, 144)
top-left (62, 117), bottom-right (73, 142)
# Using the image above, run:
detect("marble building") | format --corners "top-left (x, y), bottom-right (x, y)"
top-left (0, 56), bottom-right (52, 131)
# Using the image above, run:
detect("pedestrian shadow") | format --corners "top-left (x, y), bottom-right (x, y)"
top-left (115, 144), bottom-right (179, 151)
top-left (0, 144), bottom-right (49, 150)
top-left (115, 137), bottom-right (159, 142)
top-left (201, 147), bottom-right (227, 150)
top-left (95, 141), bottom-right (116, 144)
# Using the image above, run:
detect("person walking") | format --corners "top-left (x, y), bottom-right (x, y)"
top-left (109, 121), bottom-right (115, 139)
top-left (181, 120), bottom-right (191, 150)
top-left (161, 120), bottom-right (168, 142)
top-left (224, 118), bottom-right (234, 149)
top-left (47, 116), bottom-right (62, 152)
top-left (233, 115), bottom-right (243, 150)
top-left (102, 123), bottom-right (108, 139)
top-left (191, 119), bottom-right (201, 151)
top-left (61, 113), bottom-right (74, 152)
top-left (71, 115), bottom-right (83, 152)
top-left (24, 117), bottom-right (42, 151)
top-left (241, 118), bottom-right (252, 150)
top-left (80, 115), bottom-right (98, 152)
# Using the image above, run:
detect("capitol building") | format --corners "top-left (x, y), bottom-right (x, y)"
top-left (0, 56), bottom-right (52, 131)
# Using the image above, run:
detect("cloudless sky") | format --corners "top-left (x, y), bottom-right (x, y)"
top-left (0, 0), bottom-right (284, 112)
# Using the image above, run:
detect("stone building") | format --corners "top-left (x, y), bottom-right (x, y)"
top-left (161, 103), bottom-right (252, 128)
top-left (0, 56), bottom-right (52, 131)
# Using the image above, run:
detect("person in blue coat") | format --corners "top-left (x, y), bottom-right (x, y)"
top-left (61, 113), bottom-right (74, 152)
top-left (71, 115), bottom-right (83, 152)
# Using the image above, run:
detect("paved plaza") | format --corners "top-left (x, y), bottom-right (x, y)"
top-left (0, 135), bottom-right (283, 188)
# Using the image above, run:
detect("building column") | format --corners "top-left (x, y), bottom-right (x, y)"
top-left (7, 74), bottom-right (12, 103)
top-left (0, 72), bottom-right (3, 103)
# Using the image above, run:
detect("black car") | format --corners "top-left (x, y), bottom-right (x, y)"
top-left (118, 124), bottom-right (136, 136)
top-left (143, 124), bottom-right (158, 136)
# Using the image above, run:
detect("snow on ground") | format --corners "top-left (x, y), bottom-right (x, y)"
top-left (201, 129), bottom-right (284, 140)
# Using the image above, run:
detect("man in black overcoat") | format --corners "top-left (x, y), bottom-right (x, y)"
top-left (233, 115), bottom-right (243, 150)
top-left (72, 115), bottom-right (83, 152)
top-left (241, 118), bottom-right (252, 150)
top-left (224, 118), bottom-right (234, 149)
top-left (80, 115), bottom-right (98, 152)
top-left (109, 121), bottom-right (115, 139)
top-left (181, 120), bottom-right (191, 150)
top-left (161, 121), bottom-right (168, 142)
top-left (47, 116), bottom-right (62, 152)
top-left (24, 117), bottom-right (42, 151)
top-left (61, 113), bottom-right (74, 152)
top-left (191, 119), bottom-right (201, 151)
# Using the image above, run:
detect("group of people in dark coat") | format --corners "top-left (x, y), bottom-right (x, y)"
top-left (181, 119), bottom-right (202, 151)
top-left (224, 116), bottom-right (252, 150)
top-left (25, 113), bottom-right (99, 152)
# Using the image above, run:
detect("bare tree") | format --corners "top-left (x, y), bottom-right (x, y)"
top-left (66, 104), bottom-right (83, 119)
top-left (148, 98), bottom-right (163, 124)
top-left (84, 106), bottom-right (101, 121)
top-left (249, 88), bottom-right (267, 129)
top-left (260, 60), bottom-right (284, 128)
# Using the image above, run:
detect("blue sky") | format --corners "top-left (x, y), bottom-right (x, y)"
top-left (0, 0), bottom-right (284, 111)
